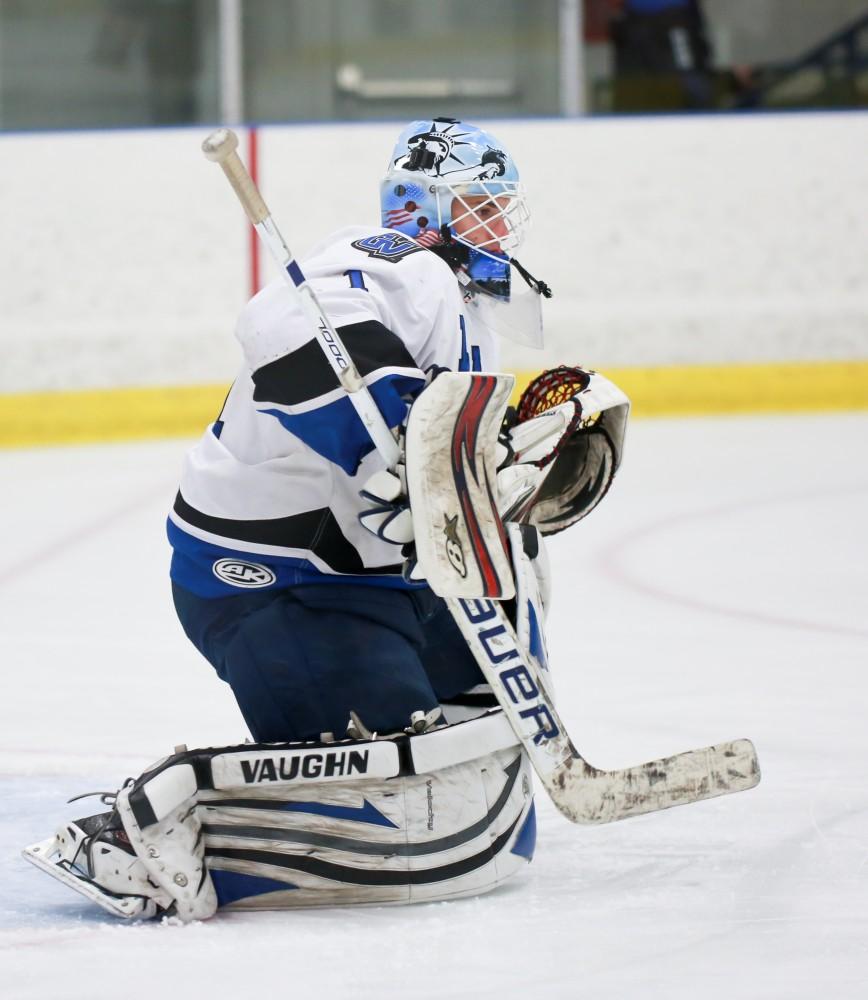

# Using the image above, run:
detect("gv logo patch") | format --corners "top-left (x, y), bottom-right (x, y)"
top-left (212, 558), bottom-right (276, 589)
top-left (351, 233), bottom-right (425, 262)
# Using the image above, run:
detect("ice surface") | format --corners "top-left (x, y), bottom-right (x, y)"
top-left (1, 413), bottom-right (867, 999)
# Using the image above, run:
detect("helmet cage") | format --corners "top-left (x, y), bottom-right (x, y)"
top-left (436, 180), bottom-right (530, 260)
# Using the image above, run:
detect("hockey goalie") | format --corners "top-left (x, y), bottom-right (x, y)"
top-left (23, 118), bottom-right (757, 921)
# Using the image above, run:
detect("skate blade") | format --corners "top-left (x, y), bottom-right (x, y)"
top-left (23, 836), bottom-right (156, 920)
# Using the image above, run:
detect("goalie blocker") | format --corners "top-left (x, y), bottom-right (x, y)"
top-left (404, 366), bottom-right (631, 600)
top-left (23, 712), bottom-right (535, 921)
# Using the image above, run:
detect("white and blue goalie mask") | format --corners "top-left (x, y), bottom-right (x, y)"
top-left (380, 118), bottom-right (546, 347)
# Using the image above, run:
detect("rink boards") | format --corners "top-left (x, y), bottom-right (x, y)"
top-left (2, 358), bottom-right (866, 448)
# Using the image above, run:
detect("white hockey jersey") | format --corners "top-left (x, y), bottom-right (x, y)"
top-left (168, 226), bottom-right (499, 597)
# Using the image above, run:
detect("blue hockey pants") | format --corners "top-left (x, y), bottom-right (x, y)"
top-left (172, 582), bottom-right (485, 742)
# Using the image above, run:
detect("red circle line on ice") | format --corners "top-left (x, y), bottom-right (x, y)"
top-left (595, 483), bottom-right (868, 640)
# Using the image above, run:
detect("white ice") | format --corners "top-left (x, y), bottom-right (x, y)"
top-left (1, 413), bottom-right (867, 999)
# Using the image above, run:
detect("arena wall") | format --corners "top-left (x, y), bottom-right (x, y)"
top-left (1, 112), bottom-right (866, 445)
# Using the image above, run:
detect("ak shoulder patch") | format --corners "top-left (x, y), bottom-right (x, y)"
top-left (351, 232), bottom-right (425, 263)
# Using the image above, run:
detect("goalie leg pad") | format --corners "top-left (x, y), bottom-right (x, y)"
top-left (24, 713), bottom-right (535, 918)
top-left (202, 743), bottom-right (535, 911)
top-left (200, 713), bottom-right (533, 910)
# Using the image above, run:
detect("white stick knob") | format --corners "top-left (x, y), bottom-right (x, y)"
top-left (202, 128), bottom-right (239, 163)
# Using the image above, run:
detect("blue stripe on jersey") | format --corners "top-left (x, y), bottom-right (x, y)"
top-left (258, 372), bottom-right (424, 476)
top-left (458, 316), bottom-right (470, 372)
top-left (344, 269), bottom-right (368, 291)
top-left (167, 520), bottom-right (423, 598)
top-left (457, 317), bottom-right (482, 373)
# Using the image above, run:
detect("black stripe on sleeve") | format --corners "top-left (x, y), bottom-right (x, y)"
top-left (252, 320), bottom-right (420, 407)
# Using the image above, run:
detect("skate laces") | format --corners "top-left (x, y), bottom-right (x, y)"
top-left (67, 790), bottom-right (119, 807)
top-left (67, 776), bottom-right (134, 808)
top-left (64, 780), bottom-right (133, 869)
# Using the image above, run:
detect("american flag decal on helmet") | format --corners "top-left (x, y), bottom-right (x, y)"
top-left (414, 229), bottom-right (443, 248)
top-left (386, 208), bottom-right (414, 226)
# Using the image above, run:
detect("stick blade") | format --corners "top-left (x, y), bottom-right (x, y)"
top-left (545, 738), bottom-right (761, 825)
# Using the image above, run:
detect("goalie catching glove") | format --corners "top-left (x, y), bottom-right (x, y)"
top-left (499, 365), bottom-right (630, 535)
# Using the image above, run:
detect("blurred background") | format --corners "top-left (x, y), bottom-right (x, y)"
top-left (0, 0), bottom-right (866, 444)
top-left (2, 7), bottom-right (867, 990)
top-left (1, 0), bottom-right (866, 129)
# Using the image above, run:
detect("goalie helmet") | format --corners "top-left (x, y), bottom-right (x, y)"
top-left (381, 117), bottom-right (541, 326)
top-left (381, 118), bottom-right (550, 346)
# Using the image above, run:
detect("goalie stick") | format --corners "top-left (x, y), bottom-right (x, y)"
top-left (445, 592), bottom-right (759, 824)
top-left (202, 128), bottom-right (401, 469)
top-left (202, 128), bottom-right (760, 825)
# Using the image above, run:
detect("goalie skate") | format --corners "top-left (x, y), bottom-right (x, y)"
top-left (23, 812), bottom-right (166, 920)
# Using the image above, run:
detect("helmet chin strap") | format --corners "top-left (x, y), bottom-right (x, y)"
top-left (509, 257), bottom-right (553, 299)
top-left (432, 225), bottom-right (553, 300)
